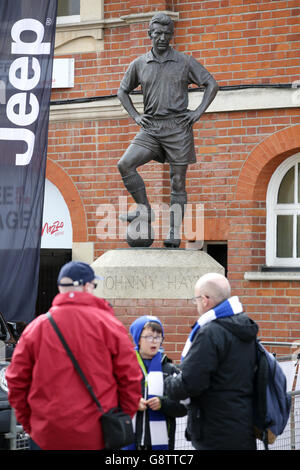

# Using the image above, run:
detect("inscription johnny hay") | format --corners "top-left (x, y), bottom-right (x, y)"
top-left (101, 273), bottom-right (200, 298)
top-left (103, 274), bottom-right (199, 291)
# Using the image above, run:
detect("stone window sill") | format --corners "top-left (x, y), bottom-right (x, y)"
top-left (244, 271), bottom-right (300, 281)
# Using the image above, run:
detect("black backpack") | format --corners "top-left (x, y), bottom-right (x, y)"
top-left (253, 340), bottom-right (292, 449)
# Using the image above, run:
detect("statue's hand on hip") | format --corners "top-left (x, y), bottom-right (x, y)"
top-left (176, 110), bottom-right (202, 128)
top-left (135, 114), bottom-right (152, 129)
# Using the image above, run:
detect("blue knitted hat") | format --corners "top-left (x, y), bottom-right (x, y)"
top-left (130, 315), bottom-right (164, 348)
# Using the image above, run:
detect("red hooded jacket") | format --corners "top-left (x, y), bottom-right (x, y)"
top-left (6, 291), bottom-right (142, 450)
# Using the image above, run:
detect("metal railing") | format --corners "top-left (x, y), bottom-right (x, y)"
top-left (174, 390), bottom-right (300, 450)
top-left (5, 409), bottom-right (29, 450)
top-left (5, 341), bottom-right (300, 451)
top-left (175, 341), bottom-right (300, 451)
top-left (6, 392), bottom-right (300, 451)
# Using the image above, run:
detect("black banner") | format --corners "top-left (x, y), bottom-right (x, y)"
top-left (0, 0), bottom-right (57, 323)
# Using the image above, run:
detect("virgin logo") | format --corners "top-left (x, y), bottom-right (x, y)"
top-left (42, 220), bottom-right (64, 236)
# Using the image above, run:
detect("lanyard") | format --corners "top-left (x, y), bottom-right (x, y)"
top-left (136, 350), bottom-right (148, 446)
top-left (136, 350), bottom-right (148, 396)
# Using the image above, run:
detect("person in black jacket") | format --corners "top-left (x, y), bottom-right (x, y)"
top-left (125, 315), bottom-right (187, 450)
top-left (164, 272), bottom-right (259, 450)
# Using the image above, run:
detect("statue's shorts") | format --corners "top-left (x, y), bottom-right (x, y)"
top-left (131, 116), bottom-right (196, 166)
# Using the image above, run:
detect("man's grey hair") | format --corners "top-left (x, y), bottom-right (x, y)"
top-left (149, 13), bottom-right (174, 33)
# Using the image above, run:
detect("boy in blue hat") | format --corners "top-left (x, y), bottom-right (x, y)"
top-left (127, 315), bottom-right (186, 450)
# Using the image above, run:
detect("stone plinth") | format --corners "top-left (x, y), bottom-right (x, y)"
top-left (92, 248), bottom-right (224, 300)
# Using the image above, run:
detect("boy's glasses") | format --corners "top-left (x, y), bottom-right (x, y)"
top-left (140, 335), bottom-right (163, 344)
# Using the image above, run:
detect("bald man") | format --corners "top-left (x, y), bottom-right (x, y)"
top-left (165, 272), bottom-right (259, 450)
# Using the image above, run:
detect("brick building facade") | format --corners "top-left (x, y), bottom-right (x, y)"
top-left (43, 0), bottom-right (300, 361)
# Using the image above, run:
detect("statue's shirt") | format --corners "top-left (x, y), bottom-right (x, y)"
top-left (119, 47), bottom-right (213, 118)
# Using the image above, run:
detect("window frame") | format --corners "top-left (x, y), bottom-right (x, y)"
top-left (55, 0), bottom-right (104, 54)
top-left (57, 15), bottom-right (80, 25)
top-left (57, 0), bottom-right (81, 24)
top-left (266, 153), bottom-right (300, 267)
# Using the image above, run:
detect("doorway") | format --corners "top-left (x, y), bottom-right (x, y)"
top-left (203, 242), bottom-right (228, 276)
top-left (35, 249), bottom-right (72, 316)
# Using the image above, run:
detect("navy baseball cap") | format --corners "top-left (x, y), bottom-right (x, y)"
top-left (57, 261), bottom-right (103, 287)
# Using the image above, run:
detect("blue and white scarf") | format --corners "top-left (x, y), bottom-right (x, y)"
top-left (181, 296), bottom-right (243, 361)
top-left (125, 350), bottom-right (169, 450)
top-left (126, 314), bottom-right (168, 450)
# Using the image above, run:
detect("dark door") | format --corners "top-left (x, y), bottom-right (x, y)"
top-left (35, 249), bottom-right (72, 316)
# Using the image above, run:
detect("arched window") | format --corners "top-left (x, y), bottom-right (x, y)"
top-left (266, 153), bottom-right (300, 267)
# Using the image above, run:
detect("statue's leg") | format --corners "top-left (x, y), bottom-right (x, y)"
top-left (117, 144), bottom-right (155, 222)
top-left (164, 165), bottom-right (188, 248)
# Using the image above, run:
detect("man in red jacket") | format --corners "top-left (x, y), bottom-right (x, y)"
top-left (6, 261), bottom-right (142, 450)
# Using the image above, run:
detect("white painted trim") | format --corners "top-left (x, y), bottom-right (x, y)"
top-left (266, 153), bottom-right (300, 267)
top-left (49, 87), bottom-right (300, 122)
top-left (190, 87), bottom-right (300, 113)
top-left (244, 271), bottom-right (300, 281)
top-left (57, 15), bottom-right (80, 25)
top-left (120, 11), bottom-right (179, 24)
top-left (55, 9), bottom-right (178, 32)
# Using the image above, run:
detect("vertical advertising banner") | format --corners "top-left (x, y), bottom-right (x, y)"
top-left (0, 0), bottom-right (57, 323)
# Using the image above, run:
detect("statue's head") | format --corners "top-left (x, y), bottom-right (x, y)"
top-left (148, 13), bottom-right (174, 53)
top-left (148, 13), bottom-right (175, 35)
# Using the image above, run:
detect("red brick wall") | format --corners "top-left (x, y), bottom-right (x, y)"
top-left (47, 110), bottom-right (300, 255)
top-left (174, 0), bottom-right (300, 85)
top-left (111, 299), bottom-right (195, 362)
top-left (47, 1), bottom-right (300, 361)
top-left (52, 0), bottom-right (300, 102)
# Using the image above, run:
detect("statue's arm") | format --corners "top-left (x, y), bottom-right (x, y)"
top-left (191, 75), bottom-right (219, 123)
top-left (117, 87), bottom-right (152, 128)
top-left (177, 62), bottom-right (219, 128)
top-left (117, 87), bottom-right (142, 125)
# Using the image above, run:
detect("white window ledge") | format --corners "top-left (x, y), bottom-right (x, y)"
top-left (120, 11), bottom-right (179, 24)
top-left (50, 87), bottom-right (299, 122)
top-left (244, 271), bottom-right (300, 281)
